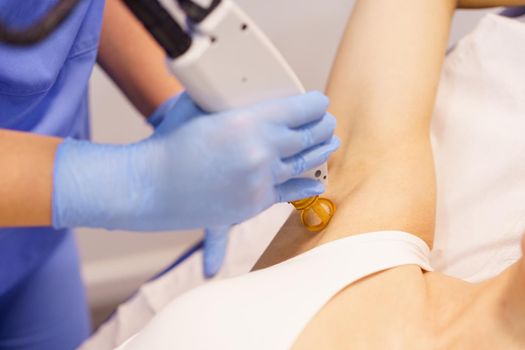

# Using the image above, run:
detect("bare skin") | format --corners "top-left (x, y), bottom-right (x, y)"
top-left (0, 131), bottom-right (61, 227)
top-left (97, 0), bottom-right (183, 117)
top-left (0, 0), bottom-right (182, 227)
top-left (251, 0), bottom-right (525, 348)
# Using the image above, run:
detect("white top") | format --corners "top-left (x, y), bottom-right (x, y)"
top-left (118, 231), bottom-right (432, 350)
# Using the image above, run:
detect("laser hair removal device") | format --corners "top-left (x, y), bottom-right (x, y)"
top-left (125, 0), bottom-right (335, 231)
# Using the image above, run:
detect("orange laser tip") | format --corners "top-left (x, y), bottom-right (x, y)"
top-left (290, 196), bottom-right (336, 232)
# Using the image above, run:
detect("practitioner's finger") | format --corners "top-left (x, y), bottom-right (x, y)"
top-left (273, 137), bottom-right (340, 184)
top-left (274, 178), bottom-right (325, 203)
top-left (274, 113), bottom-right (336, 158)
top-left (203, 226), bottom-right (230, 278)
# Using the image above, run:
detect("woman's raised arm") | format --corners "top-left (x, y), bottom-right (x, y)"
top-left (256, 0), bottom-right (456, 268)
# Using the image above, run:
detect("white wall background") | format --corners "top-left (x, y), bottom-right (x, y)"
top-left (80, 0), bottom-right (499, 324)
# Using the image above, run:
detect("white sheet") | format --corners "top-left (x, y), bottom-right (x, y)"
top-left (430, 14), bottom-right (525, 281)
top-left (80, 13), bottom-right (525, 350)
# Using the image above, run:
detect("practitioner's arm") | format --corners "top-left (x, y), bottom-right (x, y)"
top-left (255, 0), bottom-right (455, 269)
top-left (0, 130), bottom-right (60, 227)
top-left (97, 0), bottom-right (183, 118)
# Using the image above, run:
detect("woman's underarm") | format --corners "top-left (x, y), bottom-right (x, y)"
top-left (255, 0), bottom-right (455, 269)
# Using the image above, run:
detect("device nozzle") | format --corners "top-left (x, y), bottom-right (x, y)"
top-left (291, 196), bottom-right (335, 232)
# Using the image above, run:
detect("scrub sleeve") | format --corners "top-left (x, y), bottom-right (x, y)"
top-left (0, 0), bottom-right (105, 348)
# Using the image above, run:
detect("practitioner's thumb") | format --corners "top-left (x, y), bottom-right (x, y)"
top-left (203, 226), bottom-right (230, 278)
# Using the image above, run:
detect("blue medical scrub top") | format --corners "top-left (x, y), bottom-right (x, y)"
top-left (0, 0), bottom-right (105, 295)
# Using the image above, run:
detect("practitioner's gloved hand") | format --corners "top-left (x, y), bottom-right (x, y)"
top-left (52, 92), bottom-right (338, 233)
top-left (148, 96), bottom-right (233, 278)
top-left (148, 96), bottom-right (232, 278)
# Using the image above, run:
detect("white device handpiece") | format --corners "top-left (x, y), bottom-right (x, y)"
top-left (167, 0), bottom-right (328, 185)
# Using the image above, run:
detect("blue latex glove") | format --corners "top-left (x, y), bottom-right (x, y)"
top-left (146, 94), bottom-right (182, 129)
top-left (203, 226), bottom-right (230, 277)
top-left (53, 91), bottom-right (338, 233)
top-left (148, 96), bottom-right (232, 277)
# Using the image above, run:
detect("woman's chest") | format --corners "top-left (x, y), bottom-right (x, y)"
top-left (292, 267), bottom-right (433, 349)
